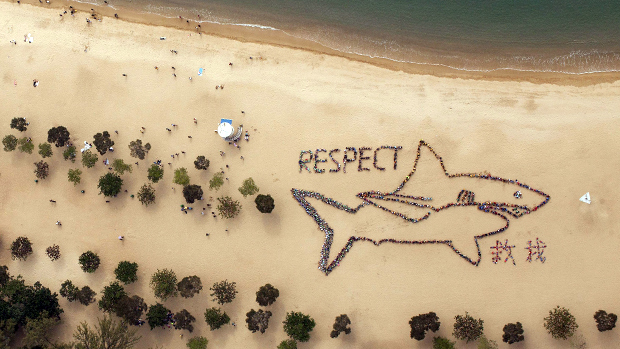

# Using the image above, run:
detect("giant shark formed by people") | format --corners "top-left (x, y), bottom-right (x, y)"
top-left (291, 140), bottom-right (550, 275)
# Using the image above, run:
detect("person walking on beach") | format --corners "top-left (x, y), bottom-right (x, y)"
top-left (118, 235), bottom-right (124, 241)
top-left (56, 221), bottom-right (62, 226)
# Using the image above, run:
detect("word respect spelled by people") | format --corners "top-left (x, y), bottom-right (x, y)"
top-left (299, 146), bottom-right (402, 173)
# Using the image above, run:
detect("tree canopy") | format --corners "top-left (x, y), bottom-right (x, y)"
top-left (115, 261), bottom-right (139, 284)
top-left (238, 177), bottom-right (259, 197)
top-left (137, 184), bottom-right (156, 207)
top-left (194, 156), bottom-right (210, 170)
top-left (204, 307), bottom-right (230, 331)
top-left (209, 172), bottom-right (224, 191)
top-left (68, 168), bottom-right (82, 186)
top-left (174, 309), bottom-right (196, 333)
top-left (216, 196), bottom-right (241, 219)
top-left (10, 236), bottom-right (33, 261)
top-left (93, 131), bottom-right (114, 155)
top-left (147, 164), bottom-right (164, 183)
top-left (63, 145), bottom-right (77, 162)
top-left (178, 276), bottom-right (202, 298)
top-left (173, 168), bottom-right (190, 186)
top-left (594, 310), bottom-right (617, 332)
top-left (433, 336), bottom-right (455, 349)
top-left (114, 295), bottom-right (147, 326)
top-left (79, 251), bottom-right (101, 273)
top-left (18, 137), bottom-right (34, 154)
top-left (112, 159), bottom-right (132, 175)
top-left (277, 339), bottom-right (297, 349)
top-left (246, 309), bottom-right (272, 334)
top-left (186, 336), bottom-right (208, 349)
top-left (183, 184), bottom-right (203, 204)
top-left (210, 280), bottom-right (237, 305)
top-left (38, 142), bottom-right (53, 158)
top-left (2, 135), bottom-right (17, 152)
top-left (10, 117), bottom-right (28, 132)
top-left (146, 303), bottom-right (170, 330)
top-left (409, 312), bottom-right (440, 341)
top-left (283, 311), bottom-right (315, 342)
top-left (98, 173), bottom-right (123, 197)
top-left (256, 284), bottom-right (279, 307)
top-left (47, 126), bottom-right (71, 147)
top-left (330, 314), bottom-right (351, 338)
top-left (45, 245), bottom-right (61, 261)
top-left (150, 269), bottom-right (178, 301)
top-left (502, 322), bottom-right (524, 344)
top-left (255, 194), bottom-right (275, 213)
top-left (544, 306), bottom-right (578, 340)
top-left (81, 149), bottom-right (98, 168)
top-left (98, 282), bottom-right (126, 313)
top-left (128, 139), bottom-right (150, 160)
top-left (34, 160), bottom-right (50, 179)
top-left (73, 315), bottom-right (140, 349)
top-left (453, 312), bottom-right (484, 343)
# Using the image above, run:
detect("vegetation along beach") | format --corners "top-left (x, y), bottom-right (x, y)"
top-left (1, 0), bottom-right (620, 348)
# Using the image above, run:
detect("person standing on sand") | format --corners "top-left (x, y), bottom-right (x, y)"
top-left (118, 236), bottom-right (124, 241)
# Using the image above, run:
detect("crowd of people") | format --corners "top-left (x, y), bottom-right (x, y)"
top-left (291, 140), bottom-right (551, 275)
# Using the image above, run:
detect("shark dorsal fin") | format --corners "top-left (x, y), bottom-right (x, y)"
top-left (392, 140), bottom-right (449, 194)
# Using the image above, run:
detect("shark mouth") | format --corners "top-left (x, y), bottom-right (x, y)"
top-left (479, 202), bottom-right (531, 218)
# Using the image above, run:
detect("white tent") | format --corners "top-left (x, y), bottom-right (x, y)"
top-left (579, 192), bottom-right (591, 204)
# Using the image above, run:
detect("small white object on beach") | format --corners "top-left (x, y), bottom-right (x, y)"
top-left (579, 192), bottom-right (591, 204)
top-left (159, 37), bottom-right (166, 40)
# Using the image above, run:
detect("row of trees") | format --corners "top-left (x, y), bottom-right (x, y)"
top-left (409, 307), bottom-right (617, 349)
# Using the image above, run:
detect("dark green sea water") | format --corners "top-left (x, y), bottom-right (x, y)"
top-left (95, 0), bottom-right (620, 73)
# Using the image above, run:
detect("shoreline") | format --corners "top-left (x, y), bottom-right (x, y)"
top-left (6, 0), bottom-right (620, 86)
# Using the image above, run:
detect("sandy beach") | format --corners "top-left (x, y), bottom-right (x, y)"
top-left (1, 1), bottom-right (620, 348)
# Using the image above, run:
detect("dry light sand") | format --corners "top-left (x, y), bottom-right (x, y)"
top-left (1, 1), bottom-right (620, 348)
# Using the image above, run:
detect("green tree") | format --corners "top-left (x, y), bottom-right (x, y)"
top-left (173, 168), bottom-right (190, 186)
top-left (23, 310), bottom-right (60, 348)
top-left (114, 261), bottom-right (139, 284)
top-left (45, 244), bottom-right (61, 261)
top-left (544, 306), bottom-right (578, 340)
top-left (34, 160), bottom-right (50, 179)
top-left (18, 137), bottom-right (34, 154)
top-left (209, 172), bottom-right (224, 190)
top-left (150, 269), bottom-right (178, 301)
top-left (433, 336), bottom-right (456, 349)
top-left (93, 131), bottom-right (114, 155)
top-left (0, 265), bottom-right (10, 287)
top-left (256, 284), bottom-right (279, 307)
top-left (47, 126), bottom-right (71, 147)
top-left (210, 280), bottom-right (237, 305)
top-left (216, 196), bottom-right (241, 219)
top-left (98, 173), bottom-right (123, 197)
top-left (68, 168), bottom-right (82, 186)
top-left (147, 164), bottom-right (164, 183)
top-left (238, 177), bottom-right (259, 197)
top-left (255, 194), bottom-right (275, 213)
top-left (246, 309), bottom-right (272, 334)
top-left (137, 184), bottom-right (156, 207)
top-left (194, 156), bottom-right (210, 170)
top-left (2, 135), bottom-right (17, 152)
top-left (174, 309), bottom-right (196, 332)
top-left (81, 149), bottom-right (98, 168)
top-left (453, 312), bottom-right (484, 343)
top-left (38, 142), bottom-right (53, 158)
top-left (0, 319), bottom-right (17, 349)
top-left (10, 236), bottom-right (33, 261)
top-left (98, 282), bottom-right (126, 313)
top-left (478, 335), bottom-right (498, 349)
top-left (277, 339), bottom-right (297, 349)
top-left (114, 295), bottom-right (147, 325)
top-left (10, 117), bottom-right (28, 132)
top-left (128, 139), bottom-right (150, 160)
top-left (204, 307), bottom-right (230, 331)
top-left (330, 314), bottom-right (351, 338)
top-left (79, 251), bottom-right (101, 273)
top-left (63, 145), bottom-right (77, 162)
top-left (409, 312), bottom-right (440, 341)
top-left (73, 315), bottom-right (140, 349)
top-left (112, 159), bottom-right (132, 175)
top-left (60, 280), bottom-right (79, 302)
top-left (177, 276), bottom-right (202, 298)
top-left (186, 336), bottom-right (208, 349)
top-left (183, 184), bottom-right (203, 204)
top-left (146, 303), bottom-right (170, 330)
top-left (283, 311), bottom-right (315, 342)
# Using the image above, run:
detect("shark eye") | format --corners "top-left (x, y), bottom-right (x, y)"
top-left (514, 191), bottom-right (522, 199)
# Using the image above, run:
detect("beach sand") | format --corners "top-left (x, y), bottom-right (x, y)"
top-left (1, 1), bottom-right (620, 348)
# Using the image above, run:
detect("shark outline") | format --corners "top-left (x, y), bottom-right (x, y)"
top-left (291, 140), bottom-right (551, 275)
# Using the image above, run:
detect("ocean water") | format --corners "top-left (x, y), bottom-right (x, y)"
top-left (90, 0), bottom-right (620, 74)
